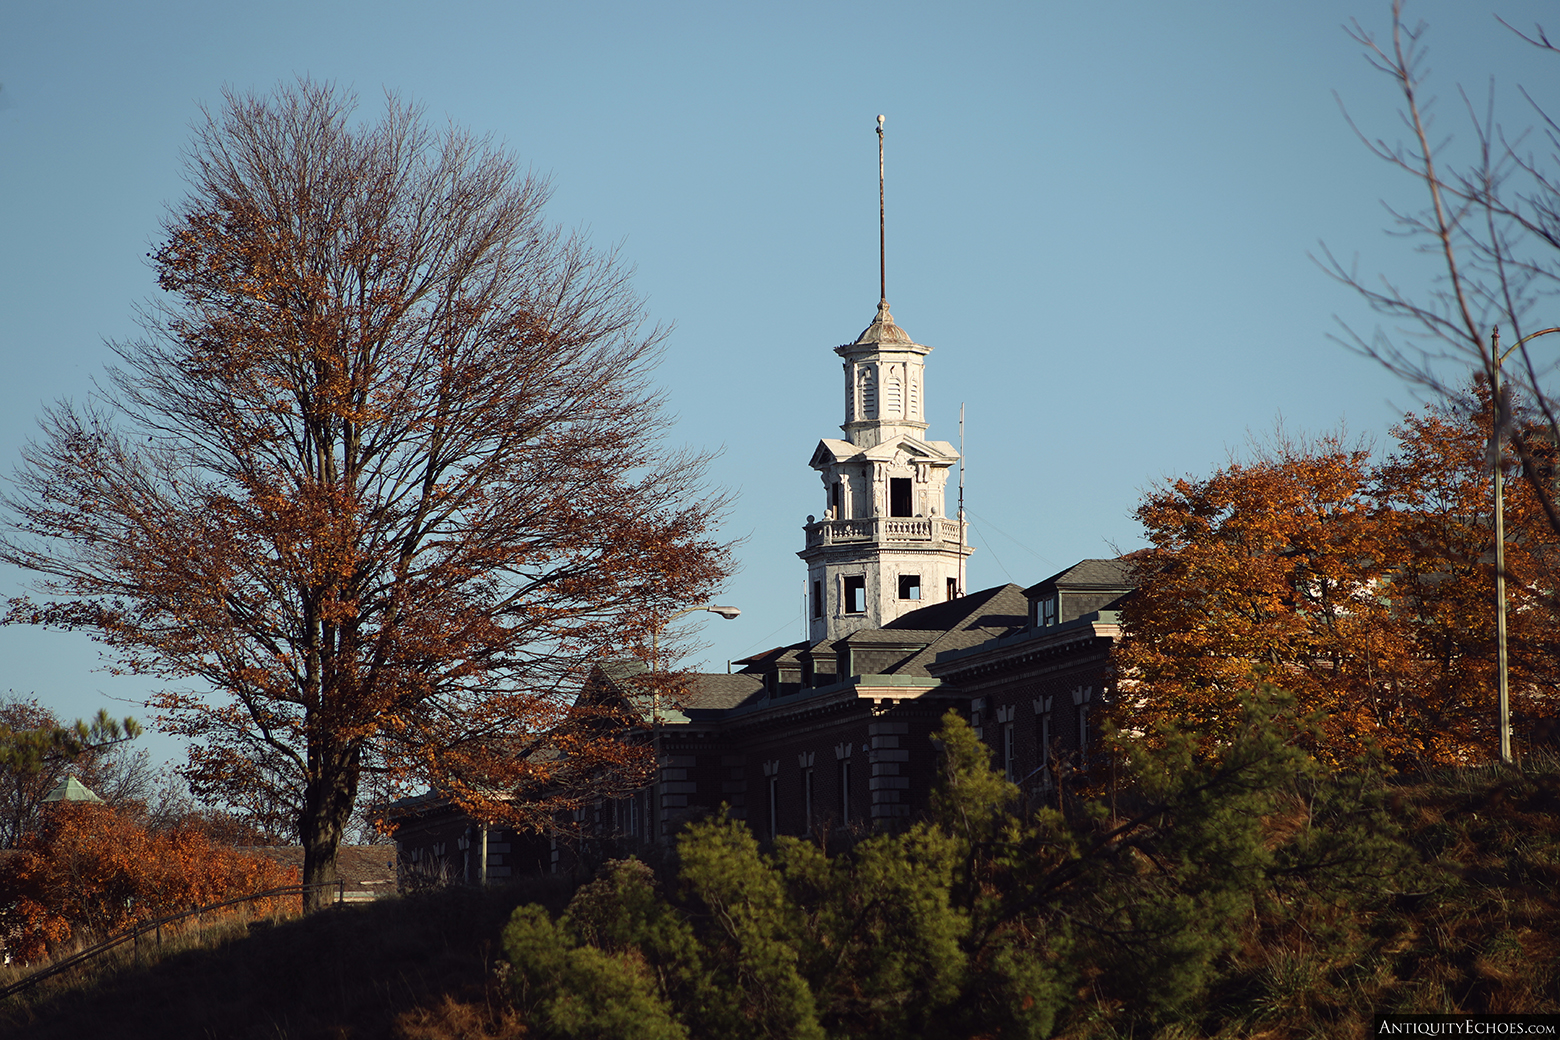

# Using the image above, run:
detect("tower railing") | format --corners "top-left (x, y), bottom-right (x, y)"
top-left (803, 516), bottom-right (963, 548)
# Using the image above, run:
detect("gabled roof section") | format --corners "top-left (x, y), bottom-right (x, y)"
top-left (885, 583), bottom-right (1026, 633)
top-left (840, 628), bottom-right (945, 648)
top-left (682, 673), bottom-right (766, 713)
top-left (810, 439), bottom-right (860, 467)
top-left (803, 584), bottom-right (1028, 677)
top-left (731, 642), bottom-right (807, 670)
top-left (585, 660), bottom-right (766, 723)
top-left (1024, 558), bottom-right (1135, 597)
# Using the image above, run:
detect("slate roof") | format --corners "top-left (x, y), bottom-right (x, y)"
top-left (592, 659), bottom-right (766, 719)
top-left (889, 584), bottom-right (1031, 675)
top-left (1024, 558), bottom-right (1135, 596)
top-left (800, 585), bottom-right (1031, 679)
top-left (682, 673), bottom-right (766, 712)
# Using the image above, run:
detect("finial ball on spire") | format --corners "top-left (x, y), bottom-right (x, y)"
top-left (877, 114), bottom-right (885, 128)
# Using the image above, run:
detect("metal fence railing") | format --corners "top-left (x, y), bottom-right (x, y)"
top-left (0, 880), bottom-right (347, 1002)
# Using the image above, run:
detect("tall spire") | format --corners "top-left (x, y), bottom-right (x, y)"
top-left (877, 114), bottom-right (886, 305)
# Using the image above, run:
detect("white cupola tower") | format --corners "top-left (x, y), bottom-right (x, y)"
top-left (797, 298), bottom-right (969, 642)
top-left (798, 116), bottom-right (971, 643)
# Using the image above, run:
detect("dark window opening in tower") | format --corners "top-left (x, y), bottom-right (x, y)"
top-left (898, 574), bottom-right (921, 600)
top-left (831, 482), bottom-right (842, 516)
top-left (844, 576), bottom-right (866, 614)
top-left (947, 577), bottom-right (958, 601)
top-left (890, 477), bottom-right (912, 517)
top-left (811, 580), bottom-right (823, 619)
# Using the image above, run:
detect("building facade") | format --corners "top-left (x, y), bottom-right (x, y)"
top-left (391, 297), bottom-right (1135, 878)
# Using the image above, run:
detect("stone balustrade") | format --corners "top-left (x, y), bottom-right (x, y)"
top-left (803, 516), bottom-right (963, 548)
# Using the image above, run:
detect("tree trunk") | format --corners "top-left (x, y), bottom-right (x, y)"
top-left (299, 746), bottom-right (359, 912)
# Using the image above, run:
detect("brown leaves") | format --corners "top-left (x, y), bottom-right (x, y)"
top-left (0, 79), bottom-right (732, 899)
top-left (0, 802), bottom-right (298, 962)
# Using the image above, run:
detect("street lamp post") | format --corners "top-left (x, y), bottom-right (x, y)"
top-left (646, 603), bottom-right (741, 840)
top-left (1489, 325), bottom-right (1560, 765)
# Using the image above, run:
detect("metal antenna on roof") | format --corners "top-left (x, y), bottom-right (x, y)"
top-left (877, 114), bottom-right (887, 304)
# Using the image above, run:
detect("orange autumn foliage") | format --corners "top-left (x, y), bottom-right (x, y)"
top-left (1115, 390), bottom-right (1560, 767)
top-left (0, 801), bottom-right (298, 963)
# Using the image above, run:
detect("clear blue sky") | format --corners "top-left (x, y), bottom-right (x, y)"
top-left (2, 1), bottom-right (1556, 763)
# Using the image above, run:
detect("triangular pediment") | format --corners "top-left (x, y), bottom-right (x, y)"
top-left (859, 435), bottom-right (959, 465)
top-left (811, 435), bottom-right (958, 470)
top-left (809, 439), bottom-right (861, 468)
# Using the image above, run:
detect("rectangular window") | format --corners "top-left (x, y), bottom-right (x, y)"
top-left (898, 574), bottom-right (921, 600)
top-left (947, 577), bottom-right (958, 601)
top-left (831, 482), bottom-right (843, 516)
top-left (839, 759), bottom-right (851, 822)
top-left (803, 768), bottom-right (814, 831)
top-left (890, 477), bottom-right (913, 517)
top-left (812, 580), bottom-right (823, 619)
top-left (844, 575), bottom-right (866, 614)
top-left (1003, 722), bottom-right (1016, 783)
top-left (768, 776), bottom-right (779, 841)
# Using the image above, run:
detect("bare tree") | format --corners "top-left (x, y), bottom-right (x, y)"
top-left (1325, 0), bottom-right (1560, 530)
top-left (1, 80), bottom-right (731, 908)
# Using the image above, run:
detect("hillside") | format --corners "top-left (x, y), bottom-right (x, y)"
top-left (1, 752), bottom-right (1557, 1038)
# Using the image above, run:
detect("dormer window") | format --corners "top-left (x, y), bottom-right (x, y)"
top-left (1037, 594), bottom-right (1058, 627)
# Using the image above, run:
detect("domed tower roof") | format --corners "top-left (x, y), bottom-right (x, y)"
top-left (846, 299), bottom-right (915, 348)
